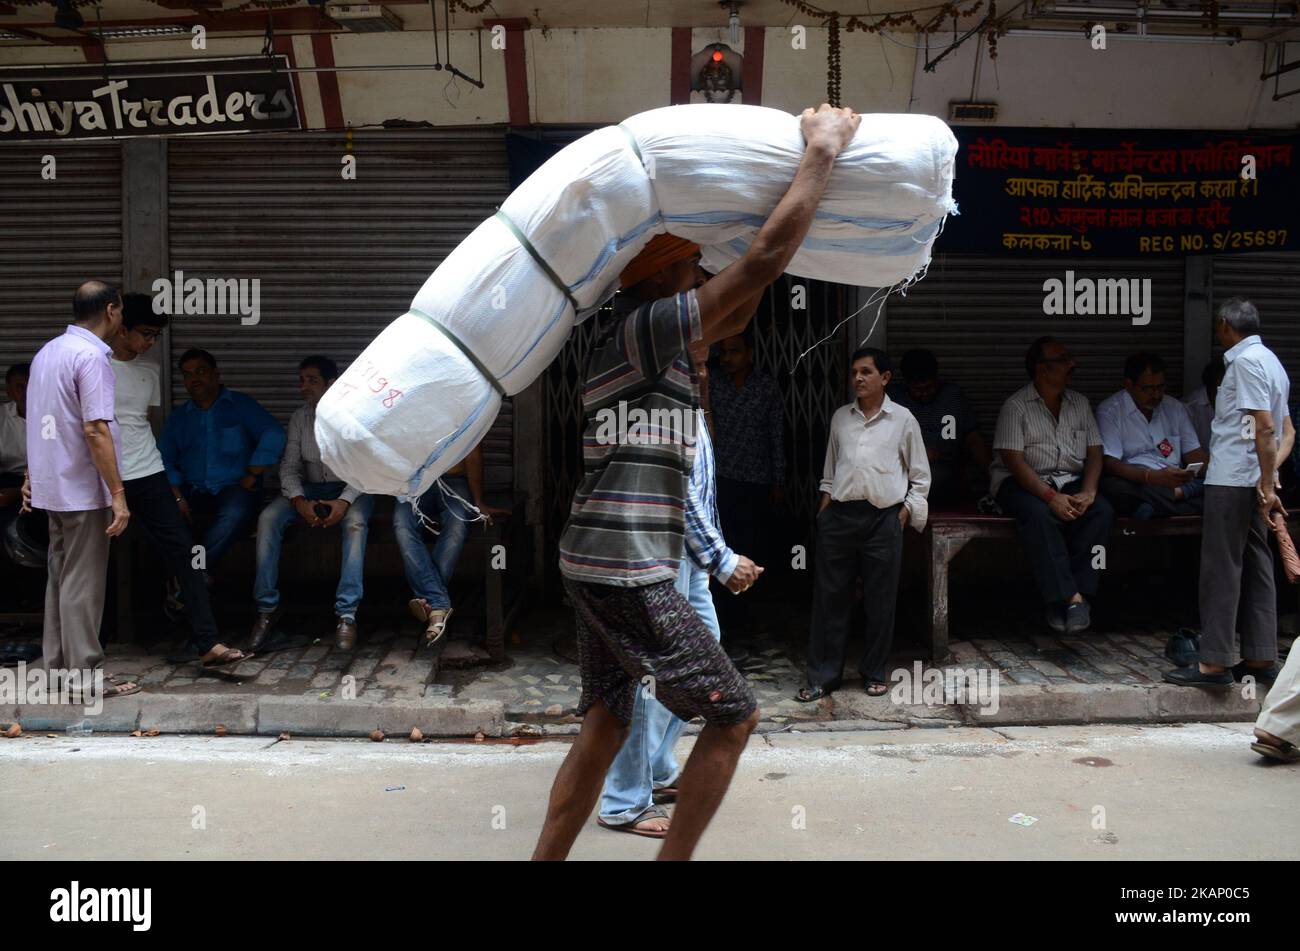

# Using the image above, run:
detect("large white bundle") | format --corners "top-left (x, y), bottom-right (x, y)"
top-left (318, 104), bottom-right (957, 500)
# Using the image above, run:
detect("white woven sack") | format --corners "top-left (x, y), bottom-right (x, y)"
top-left (317, 105), bottom-right (957, 499)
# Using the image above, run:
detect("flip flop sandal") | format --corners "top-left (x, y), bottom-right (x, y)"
top-left (200, 648), bottom-right (254, 670)
top-left (424, 608), bottom-right (453, 647)
top-left (102, 681), bottom-right (143, 699)
top-left (795, 686), bottom-right (827, 703)
top-left (1251, 739), bottom-right (1300, 763)
top-left (864, 681), bottom-right (890, 697)
top-left (652, 785), bottom-right (679, 804)
top-left (597, 805), bottom-right (671, 839)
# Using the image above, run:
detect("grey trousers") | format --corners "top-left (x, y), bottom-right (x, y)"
top-left (43, 508), bottom-right (111, 672)
top-left (1198, 485), bottom-right (1277, 667)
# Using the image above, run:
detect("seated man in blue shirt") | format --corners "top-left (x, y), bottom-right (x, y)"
top-left (160, 348), bottom-right (286, 578)
top-left (1096, 352), bottom-right (1207, 519)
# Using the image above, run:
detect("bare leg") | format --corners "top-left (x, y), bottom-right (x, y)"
top-left (657, 708), bottom-right (760, 861)
top-left (532, 700), bottom-right (628, 861)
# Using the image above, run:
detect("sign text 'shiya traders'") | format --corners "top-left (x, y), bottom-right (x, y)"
top-left (0, 57), bottom-right (299, 141)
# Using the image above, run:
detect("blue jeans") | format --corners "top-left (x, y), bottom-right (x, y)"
top-left (392, 475), bottom-right (474, 610)
top-left (598, 558), bottom-right (722, 824)
top-left (253, 481), bottom-right (375, 620)
top-left (183, 482), bottom-right (261, 571)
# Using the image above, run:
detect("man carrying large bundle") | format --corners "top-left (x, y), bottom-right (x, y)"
top-left (532, 104), bottom-right (860, 861)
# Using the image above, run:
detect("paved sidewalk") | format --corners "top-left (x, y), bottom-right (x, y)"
top-left (1, 602), bottom-right (1284, 737)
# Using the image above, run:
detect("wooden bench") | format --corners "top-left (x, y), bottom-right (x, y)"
top-left (925, 510), bottom-right (1300, 663)
top-left (926, 512), bottom-right (1207, 664)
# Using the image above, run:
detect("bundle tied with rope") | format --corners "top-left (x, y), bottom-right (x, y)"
top-left (315, 104), bottom-right (957, 503)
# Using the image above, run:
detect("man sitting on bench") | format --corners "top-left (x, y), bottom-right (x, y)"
top-left (990, 337), bottom-right (1115, 635)
top-left (249, 356), bottom-right (374, 652)
top-left (1096, 352), bottom-right (1207, 518)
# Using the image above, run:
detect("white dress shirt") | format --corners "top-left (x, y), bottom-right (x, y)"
top-left (819, 396), bottom-right (931, 531)
top-left (1207, 334), bottom-right (1291, 488)
top-left (1096, 389), bottom-right (1201, 469)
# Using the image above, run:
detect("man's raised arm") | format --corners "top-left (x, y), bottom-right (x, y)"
top-left (696, 104), bottom-right (860, 346)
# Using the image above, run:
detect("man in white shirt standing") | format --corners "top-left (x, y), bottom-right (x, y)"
top-left (797, 347), bottom-right (930, 702)
top-left (1096, 352), bottom-right (1208, 518)
top-left (1167, 298), bottom-right (1294, 689)
top-left (112, 294), bottom-right (250, 670)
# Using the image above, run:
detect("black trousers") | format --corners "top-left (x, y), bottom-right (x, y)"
top-left (806, 499), bottom-right (904, 688)
top-left (716, 476), bottom-right (770, 564)
top-left (1099, 474), bottom-right (1202, 517)
top-left (124, 471), bottom-right (221, 654)
top-left (927, 459), bottom-right (959, 509)
top-left (996, 478), bottom-right (1116, 604)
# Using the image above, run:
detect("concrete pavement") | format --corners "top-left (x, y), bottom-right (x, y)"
top-left (1, 723), bottom-right (1294, 860)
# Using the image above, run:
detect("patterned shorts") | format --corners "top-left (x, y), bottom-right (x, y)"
top-left (563, 577), bottom-right (757, 727)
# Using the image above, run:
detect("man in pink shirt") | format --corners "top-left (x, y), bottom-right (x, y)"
top-left (22, 281), bottom-right (139, 698)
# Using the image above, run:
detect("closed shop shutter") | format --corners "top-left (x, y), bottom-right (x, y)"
top-left (165, 127), bottom-right (513, 493)
top-left (886, 254), bottom-right (1188, 441)
top-left (1211, 253), bottom-right (1300, 392)
top-left (0, 142), bottom-right (123, 383)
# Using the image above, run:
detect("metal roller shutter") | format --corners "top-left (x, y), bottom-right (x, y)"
top-left (0, 142), bottom-right (123, 382)
top-left (165, 127), bottom-right (513, 492)
top-left (1211, 253), bottom-right (1300, 392)
top-left (886, 254), bottom-right (1188, 441)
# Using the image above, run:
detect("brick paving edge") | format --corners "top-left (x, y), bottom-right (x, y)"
top-left (0, 681), bottom-right (1265, 738)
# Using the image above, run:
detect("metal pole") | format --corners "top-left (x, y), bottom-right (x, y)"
top-left (0, 62), bottom-right (475, 81)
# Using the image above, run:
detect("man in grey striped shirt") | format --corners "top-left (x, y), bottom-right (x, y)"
top-left (990, 337), bottom-right (1116, 634)
top-left (535, 104), bottom-right (862, 862)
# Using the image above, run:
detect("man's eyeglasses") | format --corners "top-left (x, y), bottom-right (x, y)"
top-left (137, 329), bottom-right (163, 342)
